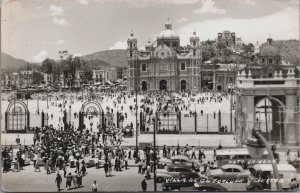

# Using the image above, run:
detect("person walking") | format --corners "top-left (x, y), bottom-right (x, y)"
top-left (104, 162), bottom-right (109, 177)
top-left (138, 159), bottom-right (142, 174)
top-left (141, 178), bottom-right (147, 192)
top-left (66, 172), bottom-right (72, 190)
top-left (108, 162), bottom-right (112, 177)
top-left (92, 180), bottom-right (98, 192)
top-left (16, 135), bottom-right (20, 146)
top-left (55, 172), bottom-right (62, 191)
top-left (191, 146), bottom-right (196, 159)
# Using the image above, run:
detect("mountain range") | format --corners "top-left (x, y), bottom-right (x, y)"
top-left (1, 40), bottom-right (299, 71)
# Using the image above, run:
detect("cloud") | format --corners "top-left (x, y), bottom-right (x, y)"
top-left (231, 0), bottom-right (256, 6)
top-left (109, 40), bottom-right (127, 50)
top-left (49, 5), bottom-right (64, 16)
top-left (176, 17), bottom-right (188, 24)
top-left (33, 50), bottom-right (48, 63)
top-left (52, 17), bottom-right (69, 25)
top-left (73, 53), bottom-right (83, 57)
top-left (98, 0), bottom-right (199, 8)
top-left (43, 40), bottom-right (66, 45)
top-left (194, 0), bottom-right (226, 14)
top-left (78, 0), bottom-right (89, 4)
top-left (178, 6), bottom-right (298, 46)
top-left (168, 0), bottom-right (199, 5)
top-left (49, 5), bottom-right (69, 25)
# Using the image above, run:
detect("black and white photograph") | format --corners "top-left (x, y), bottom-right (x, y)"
top-left (1, 0), bottom-right (300, 192)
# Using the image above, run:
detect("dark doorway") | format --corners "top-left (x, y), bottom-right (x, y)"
top-left (141, 81), bottom-right (147, 91)
top-left (181, 80), bottom-right (187, 91)
top-left (159, 80), bottom-right (167, 90)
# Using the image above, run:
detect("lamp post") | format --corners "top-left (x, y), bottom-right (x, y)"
top-left (135, 82), bottom-right (142, 151)
top-left (153, 114), bottom-right (157, 191)
top-left (246, 129), bottom-right (282, 191)
top-left (46, 88), bottom-right (49, 109)
top-left (37, 95), bottom-right (39, 114)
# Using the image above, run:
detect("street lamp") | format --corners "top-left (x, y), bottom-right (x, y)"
top-left (152, 114), bottom-right (157, 191)
top-left (246, 129), bottom-right (282, 191)
top-left (46, 88), bottom-right (49, 109)
top-left (36, 95), bottom-right (39, 114)
top-left (135, 82), bottom-right (142, 151)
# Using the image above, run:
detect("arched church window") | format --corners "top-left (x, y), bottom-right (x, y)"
top-left (180, 62), bottom-right (186, 71)
top-left (141, 63), bottom-right (147, 72)
top-left (269, 59), bottom-right (273, 64)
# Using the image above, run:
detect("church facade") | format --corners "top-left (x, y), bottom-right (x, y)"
top-left (127, 21), bottom-right (201, 91)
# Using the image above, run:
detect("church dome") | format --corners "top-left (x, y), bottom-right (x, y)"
top-left (157, 30), bottom-right (179, 39)
top-left (260, 38), bottom-right (280, 57)
top-left (157, 20), bottom-right (180, 40)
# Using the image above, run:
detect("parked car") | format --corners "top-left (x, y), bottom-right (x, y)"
top-left (208, 164), bottom-right (250, 181)
top-left (156, 165), bottom-right (193, 183)
top-left (158, 155), bottom-right (200, 172)
top-left (161, 174), bottom-right (208, 191)
top-left (179, 182), bottom-right (228, 191)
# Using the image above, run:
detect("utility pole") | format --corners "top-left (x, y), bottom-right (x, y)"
top-left (153, 114), bottom-right (157, 191)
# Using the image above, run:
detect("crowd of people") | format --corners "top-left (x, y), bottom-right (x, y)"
top-left (1, 89), bottom-right (235, 191)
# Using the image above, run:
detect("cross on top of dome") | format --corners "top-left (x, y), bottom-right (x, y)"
top-left (165, 18), bottom-right (172, 30)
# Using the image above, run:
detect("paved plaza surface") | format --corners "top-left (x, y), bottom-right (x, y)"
top-left (2, 147), bottom-right (299, 192)
top-left (2, 93), bottom-right (300, 192)
top-left (1, 92), bottom-right (233, 133)
top-left (1, 133), bottom-right (238, 147)
top-left (2, 163), bottom-right (247, 192)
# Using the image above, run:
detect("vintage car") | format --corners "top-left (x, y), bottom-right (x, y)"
top-left (158, 155), bottom-right (200, 171)
top-left (179, 182), bottom-right (228, 191)
top-left (156, 165), bottom-right (194, 183)
top-left (208, 164), bottom-right (250, 181)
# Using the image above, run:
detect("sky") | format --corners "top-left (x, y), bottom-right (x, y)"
top-left (1, 0), bottom-right (299, 63)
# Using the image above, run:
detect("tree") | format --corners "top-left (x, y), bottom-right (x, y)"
top-left (32, 71), bottom-right (44, 85)
top-left (58, 50), bottom-right (85, 88)
top-left (216, 41), bottom-right (226, 50)
top-left (81, 61), bottom-right (93, 84)
top-left (242, 43), bottom-right (255, 53)
top-left (41, 58), bottom-right (55, 74)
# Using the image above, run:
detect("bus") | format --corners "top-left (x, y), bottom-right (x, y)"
top-left (215, 148), bottom-right (270, 167)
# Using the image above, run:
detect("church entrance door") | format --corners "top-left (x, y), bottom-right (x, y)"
top-left (159, 80), bottom-right (167, 90)
top-left (181, 80), bottom-right (187, 91)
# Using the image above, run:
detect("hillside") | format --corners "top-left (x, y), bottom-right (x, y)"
top-left (81, 49), bottom-right (127, 68)
top-left (85, 59), bottom-right (111, 70)
top-left (261, 39), bottom-right (299, 65)
top-left (1, 52), bottom-right (29, 71)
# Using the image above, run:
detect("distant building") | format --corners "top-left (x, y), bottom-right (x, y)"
top-left (93, 69), bottom-right (106, 85)
top-left (245, 38), bottom-right (298, 78)
top-left (217, 30), bottom-right (236, 48)
top-left (235, 37), bottom-right (243, 52)
top-left (42, 73), bottom-right (53, 87)
top-left (116, 67), bottom-right (127, 79)
top-left (106, 68), bottom-right (117, 82)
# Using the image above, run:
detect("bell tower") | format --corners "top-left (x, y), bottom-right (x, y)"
top-left (189, 30), bottom-right (202, 91)
top-left (127, 30), bottom-right (138, 90)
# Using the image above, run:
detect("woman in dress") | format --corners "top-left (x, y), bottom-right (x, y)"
top-left (108, 162), bottom-right (112, 177)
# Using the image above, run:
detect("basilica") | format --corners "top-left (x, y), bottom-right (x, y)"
top-left (127, 21), bottom-right (202, 91)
